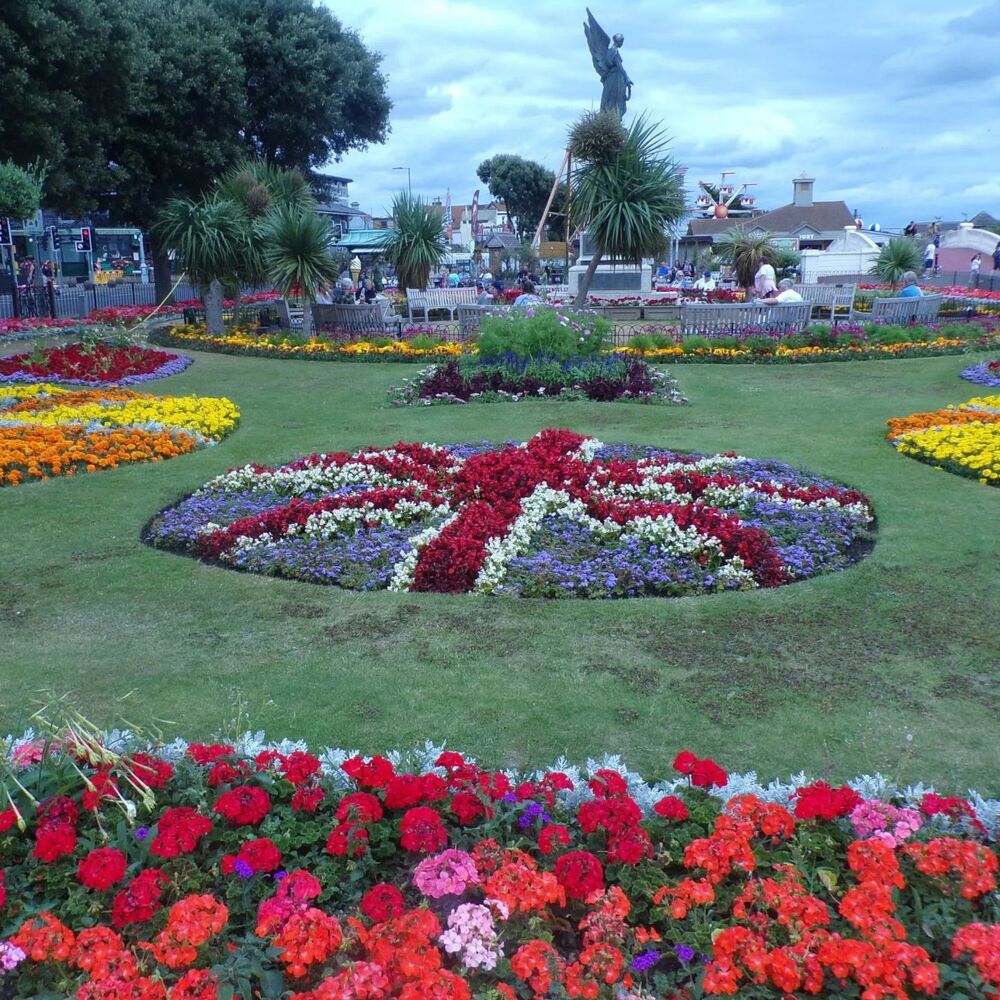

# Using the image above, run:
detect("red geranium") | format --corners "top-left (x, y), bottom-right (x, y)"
top-left (150, 806), bottom-right (212, 858)
top-left (129, 752), bottom-right (174, 790)
top-left (555, 851), bottom-right (605, 899)
top-left (792, 781), bottom-right (862, 821)
top-left (326, 821), bottom-right (369, 858)
top-left (450, 791), bottom-right (491, 826)
top-left (399, 807), bottom-right (448, 853)
top-left (538, 824), bottom-right (572, 854)
top-left (342, 754), bottom-right (395, 789)
top-left (335, 792), bottom-right (384, 824)
top-left (111, 868), bottom-right (168, 928)
top-left (33, 821), bottom-right (77, 863)
top-left (654, 796), bottom-right (689, 821)
top-left (213, 785), bottom-right (271, 826)
top-left (280, 751), bottom-right (321, 786)
top-left (360, 883), bottom-right (406, 922)
top-left (291, 785), bottom-right (325, 813)
top-left (77, 848), bottom-right (127, 891)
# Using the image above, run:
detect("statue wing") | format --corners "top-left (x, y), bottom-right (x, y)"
top-left (584, 7), bottom-right (611, 76)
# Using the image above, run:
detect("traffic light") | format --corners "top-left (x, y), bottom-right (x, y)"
top-left (0, 218), bottom-right (11, 246)
top-left (79, 227), bottom-right (93, 252)
top-left (49, 226), bottom-right (61, 251)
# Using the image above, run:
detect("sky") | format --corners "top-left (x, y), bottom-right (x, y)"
top-left (324, 0), bottom-right (1000, 231)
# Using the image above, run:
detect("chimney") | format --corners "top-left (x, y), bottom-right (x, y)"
top-left (793, 175), bottom-right (815, 208)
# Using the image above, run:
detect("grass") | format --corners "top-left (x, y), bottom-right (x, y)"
top-left (1, 346), bottom-right (998, 792)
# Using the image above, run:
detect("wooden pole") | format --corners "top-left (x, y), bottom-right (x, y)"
top-left (532, 148), bottom-right (571, 251)
top-left (565, 151), bottom-right (572, 282)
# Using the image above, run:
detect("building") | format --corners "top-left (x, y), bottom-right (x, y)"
top-left (315, 175), bottom-right (371, 239)
top-left (681, 176), bottom-right (855, 257)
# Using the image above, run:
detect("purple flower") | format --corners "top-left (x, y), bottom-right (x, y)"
top-left (675, 943), bottom-right (695, 963)
top-left (134, 826), bottom-right (149, 841)
top-left (234, 859), bottom-right (254, 879)
top-left (273, 869), bottom-right (287, 881)
top-left (631, 949), bottom-right (661, 972)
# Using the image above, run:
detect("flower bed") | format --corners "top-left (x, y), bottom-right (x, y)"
top-left (150, 325), bottom-right (464, 363)
top-left (0, 342), bottom-right (192, 387)
top-left (145, 428), bottom-right (874, 596)
top-left (0, 384), bottom-right (239, 486)
top-left (961, 359), bottom-right (1000, 388)
top-left (388, 357), bottom-right (686, 405)
top-left (887, 394), bottom-right (1000, 486)
top-left (0, 728), bottom-right (998, 1000)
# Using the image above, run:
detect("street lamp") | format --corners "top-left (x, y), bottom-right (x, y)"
top-left (392, 166), bottom-right (411, 196)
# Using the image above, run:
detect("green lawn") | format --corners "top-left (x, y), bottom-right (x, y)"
top-left (1, 349), bottom-right (998, 792)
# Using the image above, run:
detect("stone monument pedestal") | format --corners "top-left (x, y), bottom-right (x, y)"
top-left (568, 230), bottom-right (652, 297)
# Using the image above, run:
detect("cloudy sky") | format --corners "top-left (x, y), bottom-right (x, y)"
top-left (324, 0), bottom-right (1000, 230)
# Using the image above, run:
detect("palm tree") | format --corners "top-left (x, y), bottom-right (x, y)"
top-left (258, 205), bottom-right (339, 337)
top-left (155, 195), bottom-right (245, 334)
top-left (871, 237), bottom-right (922, 289)
top-left (715, 226), bottom-right (781, 290)
top-left (378, 191), bottom-right (448, 298)
top-left (569, 114), bottom-right (685, 307)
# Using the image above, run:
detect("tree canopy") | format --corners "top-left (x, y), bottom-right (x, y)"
top-left (477, 155), bottom-right (560, 241)
top-left (0, 0), bottom-right (391, 222)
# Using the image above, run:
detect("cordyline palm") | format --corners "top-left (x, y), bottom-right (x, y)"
top-left (379, 191), bottom-right (447, 296)
top-left (872, 237), bottom-right (922, 289)
top-left (217, 159), bottom-right (317, 299)
top-left (258, 204), bottom-right (339, 336)
top-left (716, 227), bottom-right (780, 289)
top-left (569, 114), bottom-right (684, 307)
top-left (155, 195), bottom-right (245, 334)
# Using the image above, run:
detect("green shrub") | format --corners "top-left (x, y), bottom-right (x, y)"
top-left (409, 333), bottom-right (442, 351)
top-left (681, 335), bottom-right (711, 352)
top-left (477, 306), bottom-right (610, 360)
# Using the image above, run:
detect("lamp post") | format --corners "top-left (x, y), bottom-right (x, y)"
top-left (392, 166), bottom-right (411, 196)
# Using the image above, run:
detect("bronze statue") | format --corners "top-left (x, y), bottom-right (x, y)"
top-left (584, 8), bottom-right (632, 120)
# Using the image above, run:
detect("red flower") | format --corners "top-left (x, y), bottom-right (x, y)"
top-left (0, 808), bottom-right (17, 833)
top-left (326, 821), bottom-right (369, 858)
top-left (77, 847), bottom-right (127, 891)
top-left (335, 792), bottom-right (384, 824)
top-left (654, 796), bottom-right (689, 821)
top-left (792, 781), bottom-right (862, 821)
top-left (588, 769), bottom-right (629, 798)
top-left (280, 751), bottom-right (321, 787)
top-left (384, 773), bottom-right (428, 809)
top-left (342, 754), bottom-right (395, 789)
top-left (187, 743), bottom-right (234, 765)
top-left (129, 752), bottom-right (174, 790)
top-left (291, 785), bottom-right (325, 813)
top-left (690, 757), bottom-right (728, 789)
top-left (170, 968), bottom-right (220, 1000)
top-left (555, 850), bottom-right (605, 899)
top-left (538, 824), bottom-right (572, 854)
top-left (450, 791), bottom-right (491, 826)
top-left (33, 821), bottom-right (77, 863)
top-left (213, 785), bottom-right (271, 826)
top-left (0, 870), bottom-right (6, 911)
top-left (236, 837), bottom-right (282, 874)
top-left (360, 883), bottom-right (406, 922)
top-left (399, 806), bottom-right (448, 853)
top-left (150, 806), bottom-right (212, 859)
top-left (207, 759), bottom-right (250, 787)
top-left (673, 750), bottom-right (699, 775)
top-left (111, 868), bottom-right (168, 928)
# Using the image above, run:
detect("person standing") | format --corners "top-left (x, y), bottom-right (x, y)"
top-left (993, 243), bottom-right (1000, 271)
top-left (970, 254), bottom-right (981, 287)
top-left (753, 260), bottom-right (777, 297)
top-left (923, 241), bottom-right (936, 276)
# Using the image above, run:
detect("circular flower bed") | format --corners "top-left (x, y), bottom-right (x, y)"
top-left (145, 428), bottom-right (875, 596)
top-left (0, 383), bottom-right (239, 486)
top-left (961, 359), bottom-right (1000, 388)
top-left (0, 342), bottom-right (191, 387)
top-left (0, 730), bottom-right (997, 999)
top-left (887, 394), bottom-right (1000, 486)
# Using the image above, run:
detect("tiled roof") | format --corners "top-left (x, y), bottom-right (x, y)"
top-left (687, 201), bottom-right (854, 239)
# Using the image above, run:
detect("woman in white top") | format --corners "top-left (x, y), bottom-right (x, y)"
top-left (753, 261), bottom-right (777, 297)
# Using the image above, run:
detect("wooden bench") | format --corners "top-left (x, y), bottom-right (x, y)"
top-left (791, 283), bottom-right (856, 323)
top-left (406, 287), bottom-right (477, 322)
top-left (311, 302), bottom-right (402, 337)
top-left (869, 294), bottom-right (943, 324)
top-left (679, 301), bottom-right (812, 336)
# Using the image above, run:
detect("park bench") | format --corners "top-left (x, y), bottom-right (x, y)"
top-left (869, 294), bottom-right (943, 325)
top-left (311, 301), bottom-right (402, 337)
top-left (274, 298), bottom-right (303, 329)
top-left (791, 283), bottom-right (856, 323)
top-left (679, 301), bottom-right (812, 337)
top-left (406, 287), bottom-right (477, 322)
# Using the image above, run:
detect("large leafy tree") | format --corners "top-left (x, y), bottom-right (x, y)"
top-left (477, 155), bottom-right (560, 241)
top-left (0, 0), bottom-right (137, 212)
top-left (0, 0), bottom-right (391, 301)
top-left (210, 0), bottom-right (391, 172)
top-left (569, 115), bottom-right (685, 306)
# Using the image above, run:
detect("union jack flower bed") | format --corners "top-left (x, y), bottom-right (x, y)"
top-left (0, 342), bottom-right (191, 387)
top-left (144, 429), bottom-right (875, 596)
top-left (0, 729), bottom-right (998, 999)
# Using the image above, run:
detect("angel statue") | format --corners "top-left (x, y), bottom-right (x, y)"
top-left (584, 8), bottom-right (633, 120)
